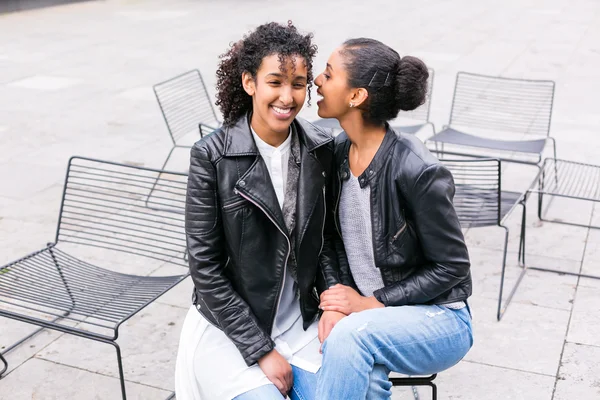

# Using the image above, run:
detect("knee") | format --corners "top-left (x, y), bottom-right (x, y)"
top-left (322, 314), bottom-right (367, 355)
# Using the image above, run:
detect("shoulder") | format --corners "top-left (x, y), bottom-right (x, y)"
top-left (191, 127), bottom-right (227, 162)
top-left (390, 129), bottom-right (449, 187)
top-left (295, 117), bottom-right (335, 152)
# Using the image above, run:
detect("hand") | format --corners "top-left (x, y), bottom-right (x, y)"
top-left (320, 284), bottom-right (384, 314)
top-left (257, 349), bottom-right (293, 397)
top-left (318, 310), bottom-right (346, 353)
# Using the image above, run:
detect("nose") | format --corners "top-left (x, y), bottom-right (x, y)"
top-left (315, 73), bottom-right (322, 87)
top-left (279, 84), bottom-right (293, 106)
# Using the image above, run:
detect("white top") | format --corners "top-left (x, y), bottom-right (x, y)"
top-left (339, 173), bottom-right (385, 296)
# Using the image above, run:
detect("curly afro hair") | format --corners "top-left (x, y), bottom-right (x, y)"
top-left (216, 21), bottom-right (318, 126)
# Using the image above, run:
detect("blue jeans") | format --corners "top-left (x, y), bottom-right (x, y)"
top-left (315, 304), bottom-right (473, 400)
top-left (233, 365), bottom-right (317, 400)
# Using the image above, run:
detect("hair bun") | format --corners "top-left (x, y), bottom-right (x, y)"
top-left (395, 56), bottom-right (429, 112)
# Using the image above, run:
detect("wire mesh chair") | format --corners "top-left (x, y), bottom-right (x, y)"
top-left (0, 157), bottom-right (189, 400)
top-left (442, 158), bottom-right (528, 320)
top-left (427, 72), bottom-right (556, 167)
top-left (148, 69), bottom-right (221, 206)
top-left (313, 68), bottom-right (435, 135)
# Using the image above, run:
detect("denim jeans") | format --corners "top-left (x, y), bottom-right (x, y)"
top-left (233, 365), bottom-right (317, 400)
top-left (315, 304), bottom-right (473, 400)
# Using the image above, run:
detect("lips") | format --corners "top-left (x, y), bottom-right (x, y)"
top-left (271, 105), bottom-right (294, 120)
top-left (316, 91), bottom-right (324, 106)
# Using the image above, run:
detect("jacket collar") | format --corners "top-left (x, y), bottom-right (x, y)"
top-left (223, 113), bottom-right (332, 157)
top-left (338, 124), bottom-right (397, 189)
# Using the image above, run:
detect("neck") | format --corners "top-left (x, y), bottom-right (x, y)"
top-left (339, 113), bottom-right (386, 152)
top-left (250, 114), bottom-right (290, 147)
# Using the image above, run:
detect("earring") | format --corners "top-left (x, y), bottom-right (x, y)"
top-left (349, 102), bottom-right (354, 108)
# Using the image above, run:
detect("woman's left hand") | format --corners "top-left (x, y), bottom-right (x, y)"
top-left (319, 284), bottom-right (384, 314)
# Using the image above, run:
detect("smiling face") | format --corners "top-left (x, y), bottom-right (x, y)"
top-left (314, 47), bottom-right (355, 119)
top-left (243, 53), bottom-right (308, 139)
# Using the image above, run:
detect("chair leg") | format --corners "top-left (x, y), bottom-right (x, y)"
top-left (431, 381), bottom-right (437, 400)
top-left (109, 341), bottom-right (128, 400)
top-left (497, 206), bottom-right (528, 321)
top-left (518, 202), bottom-right (527, 267)
top-left (549, 137), bottom-right (558, 185)
top-left (145, 146), bottom-right (176, 208)
top-left (0, 352), bottom-right (7, 377)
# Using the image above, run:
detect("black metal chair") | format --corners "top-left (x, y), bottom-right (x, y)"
top-left (390, 374), bottom-right (437, 399)
top-left (148, 69), bottom-right (221, 205)
top-left (515, 158), bottom-right (600, 283)
top-left (442, 158), bottom-right (528, 321)
top-left (313, 68), bottom-right (435, 135)
top-left (427, 72), bottom-right (556, 167)
top-left (0, 157), bottom-right (189, 400)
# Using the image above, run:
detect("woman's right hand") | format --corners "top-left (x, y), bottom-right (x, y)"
top-left (257, 349), bottom-right (293, 397)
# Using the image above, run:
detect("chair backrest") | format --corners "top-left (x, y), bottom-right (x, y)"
top-left (442, 158), bottom-right (501, 228)
top-left (449, 72), bottom-right (555, 137)
top-left (153, 69), bottom-right (220, 144)
top-left (397, 68), bottom-right (435, 123)
top-left (55, 157), bottom-right (188, 266)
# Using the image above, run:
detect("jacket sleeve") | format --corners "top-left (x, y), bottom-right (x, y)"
top-left (373, 164), bottom-right (470, 306)
top-left (186, 144), bottom-right (274, 366)
top-left (316, 145), bottom-right (355, 295)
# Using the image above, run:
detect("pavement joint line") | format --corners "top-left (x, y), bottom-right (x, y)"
top-left (31, 356), bottom-right (173, 392)
top-left (1, 327), bottom-right (67, 379)
top-left (550, 212), bottom-right (593, 399)
top-left (461, 359), bottom-right (556, 378)
top-left (155, 301), bottom-right (189, 310)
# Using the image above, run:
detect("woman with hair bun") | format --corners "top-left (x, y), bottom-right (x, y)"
top-left (175, 22), bottom-right (342, 400)
top-left (314, 38), bottom-right (474, 399)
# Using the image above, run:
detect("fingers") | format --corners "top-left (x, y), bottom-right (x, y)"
top-left (318, 316), bottom-right (324, 343)
top-left (284, 366), bottom-right (294, 394)
top-left (273, 377), bottom-right (287, 397)
top-left (320, 293), bottom-right (345, 302)
top-left (321, 305), bottom-right (348, 313)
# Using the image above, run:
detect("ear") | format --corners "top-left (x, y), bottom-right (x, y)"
top-left (242, 71), bottom-right (255, 96)
top-left (350, 88), bottom-right (369, 108)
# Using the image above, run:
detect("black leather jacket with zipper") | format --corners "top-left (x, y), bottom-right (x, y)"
top-left (332, 126), bottom-right (472, 307)
top-left (185, 114), bottom-right (343, 366)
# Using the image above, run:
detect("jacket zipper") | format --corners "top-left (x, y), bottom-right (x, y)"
top-left (392, 209), bottom-right (407, 241)
top-left (235, 188), bottom-right (290, 334)
top-left (333, 171), bottom-right (343, 238)
top-left (317, 184), bottom-right (328, 295)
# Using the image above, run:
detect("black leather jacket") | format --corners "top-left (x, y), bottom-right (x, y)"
top-left (185, 115), bottom-right (341, 366)
top-left (333, 127), bottom-right (472, 307)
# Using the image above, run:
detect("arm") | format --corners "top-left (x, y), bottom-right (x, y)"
top-left (186, 144), bottom-right (274, 366)
top-left (373, 163), bottom-right (471, 306)
top-left (316, 145), bottom-right (355, 294)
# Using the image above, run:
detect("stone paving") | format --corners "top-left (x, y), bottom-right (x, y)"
top-left (0, 0), bottom-right (599, 399)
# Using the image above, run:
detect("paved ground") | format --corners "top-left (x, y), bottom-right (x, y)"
top-left (1, 0), bottom-right (599, 399)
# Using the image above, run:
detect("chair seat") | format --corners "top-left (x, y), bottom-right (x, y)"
top-left (312, 119), bottom-right (426, 134)
top-left (455, 187), bottom-right (523, 228)
top-left (0, 245), bottom-right (187, 334)
top-left (429, 127), bottom-right (547, 155)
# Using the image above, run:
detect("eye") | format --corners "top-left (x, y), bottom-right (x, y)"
top-left (268, 80), bottom-right (281, 86)
top-left (323, 73), bottom-right (331, 80)
top-left (294, 82), bottom-right (306, 88)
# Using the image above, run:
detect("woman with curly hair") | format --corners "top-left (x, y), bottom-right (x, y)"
top-left (313, 39), bottom-right (474, 398)
top-left (175, 22), bottom-right (341, 400)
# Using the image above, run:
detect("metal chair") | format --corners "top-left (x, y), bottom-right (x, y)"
top-left (0, 157), bottom-right (189, 400)
top-left (442, 158), bottom-right (528, 320)
top-left (390, 374), bottom-right (437, 399)
top-left (313, 68), bottom-right (435, 135)
top-left (427, 72), bottom-right (556, 167)
top-left (148, 69), bottom-right (221, 205)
